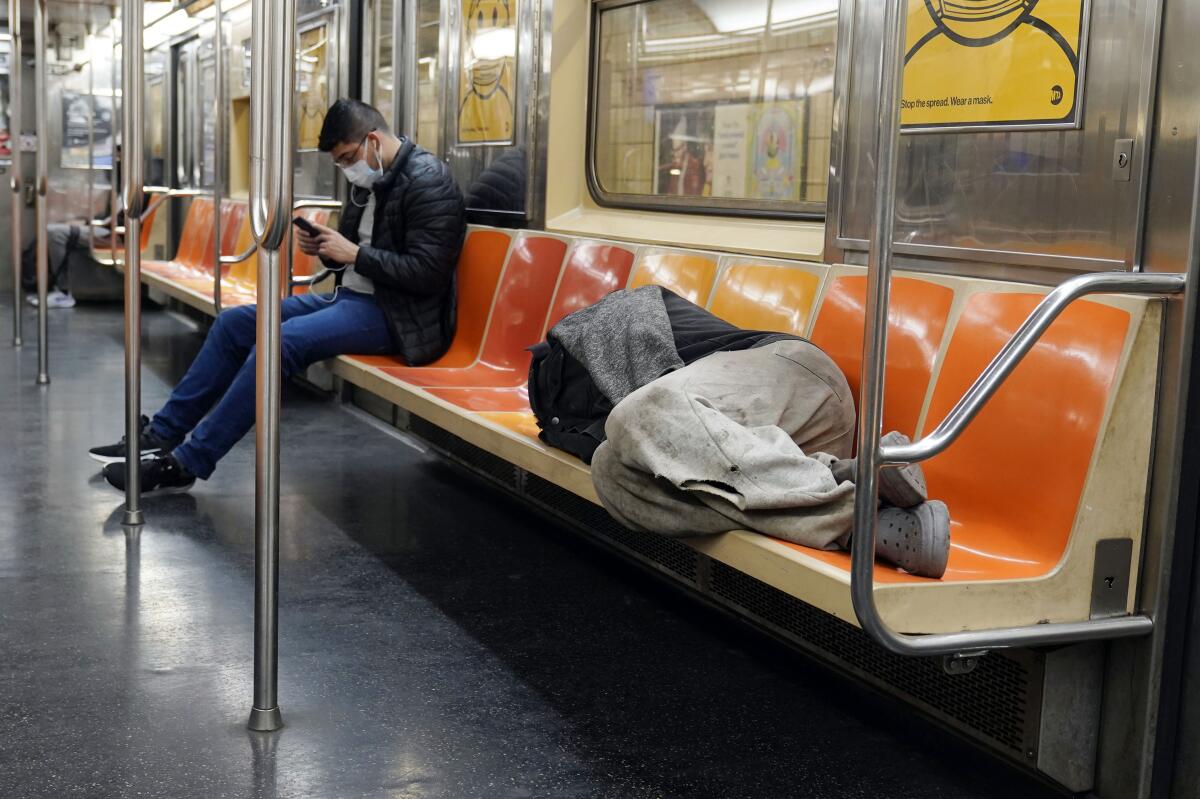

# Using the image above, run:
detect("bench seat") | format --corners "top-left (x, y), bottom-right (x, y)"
top-left (133, 198), bottom-right (338, 313)
top-left (332, 244), bottom-right (1160, 635)
top-left (131, 212), bottom-right (1164, 636)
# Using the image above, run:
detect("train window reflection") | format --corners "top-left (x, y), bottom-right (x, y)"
top-left (591, 0), bottom-right (837, 217)
top-left (414, 0), bottom-right (441, 153)
top-left (297, 25), bottom-right (330, 151)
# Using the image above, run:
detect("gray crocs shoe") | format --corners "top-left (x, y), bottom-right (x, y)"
top-left (875, 499), bottom-right (950, 579)
top-left (831, 431), bottom-right (928, 509)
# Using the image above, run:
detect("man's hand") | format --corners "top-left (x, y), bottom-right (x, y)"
top-left (309, 222), bottom-right (360, 266)
top-left (295, 226), bottom-right (322, 256)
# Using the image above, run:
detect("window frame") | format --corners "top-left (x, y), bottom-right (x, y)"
top-left (585, 0), bottom-right (830, 222)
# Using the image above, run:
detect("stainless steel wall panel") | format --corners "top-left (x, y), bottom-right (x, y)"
top-left (834, 0), bottom-right (1159, 273)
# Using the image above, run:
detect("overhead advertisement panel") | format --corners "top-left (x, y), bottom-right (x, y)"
top-left (900, 0), bottom-right (1089, 133)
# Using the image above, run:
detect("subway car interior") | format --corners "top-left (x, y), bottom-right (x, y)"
top-left (3, 0), bottom-right (1200, 797)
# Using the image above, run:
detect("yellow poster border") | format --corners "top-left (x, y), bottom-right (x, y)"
top-left (900, 0), bottom-right (1092, 135)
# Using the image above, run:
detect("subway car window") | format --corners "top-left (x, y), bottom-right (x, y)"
top-left (591, 0), bottom-right (837, 217)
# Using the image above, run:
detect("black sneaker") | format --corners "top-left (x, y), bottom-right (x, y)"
top-left (89, 415), bottom-right (179, 465)
top-left (102, 454), bottom-right (196, 494)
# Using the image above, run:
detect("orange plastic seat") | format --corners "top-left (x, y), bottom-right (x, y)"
top-left (176, 200), bottom-right (250, 298)
top-left (627, 250), bottom-right (718, 306)
top-left (288, 207), bottom-right (334, 293)
top-left (477, 411), bottom-right (541, 439)
top-left (426, 385), bottom-right (531, 413)
top-left (421, 239), bottom-right (637, 412)
top-left (142, 197), bottom-right (216, 283)
top-left (221, 206), bottom-right (336, 307)
top-left (709, 262), bottom-right (822, 335)
top-left (545, 241), bottom-right (638, 329)
top-left (808, 274), bottom-right (954, 438)
top-left (920, 293), bottom-right (1130, 580)
top-left (375, 234), bottom-right (567, 388)
top-left (348, 227), bottom-right (513, 368)
top-left (785, 292), bottom-right (1130, 585)
top-left (137, 192), bottom-right (163, 251)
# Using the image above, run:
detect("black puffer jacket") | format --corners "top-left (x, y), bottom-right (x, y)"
top-left (323, 138), bottom-right (466, 365)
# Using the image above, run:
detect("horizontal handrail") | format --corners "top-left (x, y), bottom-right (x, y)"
top-left (290, 269), bottom-right (334, 287)
top-left (294, 199), bottom-right (342, 211)
top-left (882, 272), bottom-right (1189, 467)
top-left (221, 242), bottom-right (258, 265)
top-left (141, 188), bottom-right (211, 221)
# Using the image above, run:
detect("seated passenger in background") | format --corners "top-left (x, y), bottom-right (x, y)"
top-left (91, 98), bottom-right (466, 493)
top-left (21, 144), bottom-right (136, 309)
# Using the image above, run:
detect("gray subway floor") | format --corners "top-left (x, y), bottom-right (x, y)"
top-left (0, 298), bottom-right (1065, 799)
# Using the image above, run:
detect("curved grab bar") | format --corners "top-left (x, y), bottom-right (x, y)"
top-left (139, 187), bottom-right (211, 220)
top-left (290, 269), bottom-right (334, 287)
top-left (221, 242), bottom-right (258, 266)
top-left (849, 0), bottom-right (1182, 658)
top-left (294, 199), bottom-right (342, 210)
top-left (883, 271), bottom-right (1188, 467)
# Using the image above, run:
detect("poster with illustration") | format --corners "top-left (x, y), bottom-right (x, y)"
top-left (297, 25), bottom-right (330, 150)
top-left (61, 92), bottom-right (114, 169)
top-left (901, 0), bottom-right (1088, 130)
top-left (652, 106), bottom-right (714, 197)
top-left (747, 104), bottom-right (798, 202)
top-left (458, 0), bottom-right (517, 144)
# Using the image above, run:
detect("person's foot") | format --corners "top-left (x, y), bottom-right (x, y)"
top-left (89, 415), bottom-right (180, 464)
top-left (875, 500), bottom-right (951, 579)
top-left (26, 290), bottom-right (76, 309)
top-left (831, 431), bottom-right (928, 509)
top-left (102, 454), bottom-right (196, 494)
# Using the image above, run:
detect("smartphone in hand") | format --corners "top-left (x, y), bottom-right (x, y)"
top-left (292, 216), bottom-right (319, 236)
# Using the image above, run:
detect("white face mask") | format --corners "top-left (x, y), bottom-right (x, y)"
top-left (338, 135), bottom-right (384, 189)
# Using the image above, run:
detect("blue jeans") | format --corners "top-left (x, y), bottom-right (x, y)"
top-left (150, 291), bottom-right (395, 479)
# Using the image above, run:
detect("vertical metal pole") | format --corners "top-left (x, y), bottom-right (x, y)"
top-left (109, 9), bottom-right (118, 266)
top-left (399, 0), bottom-right (417, 136)
top-left (212, 0), bottom-right (223, 313)
top-left (33, 0), bottom-right (47, 384)
top-left (87, 51), bottom-right (95, 232)
top-left (247, 0), bottom-right (294, 733)
top-left (9, 0), bottom-right (22, 347)
top-left (121, 0), bottom-right (144, 526)
top-left (850, 0), bottom-right (906, 616)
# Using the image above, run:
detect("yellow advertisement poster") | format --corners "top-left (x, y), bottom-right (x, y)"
top-left (297, 25), bottom-right (329, 150)
top-left (458, 0), bottom-right (517, 144)
top-left (901, 0), bottom-right (1087, 131)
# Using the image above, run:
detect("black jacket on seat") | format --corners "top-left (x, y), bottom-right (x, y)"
top-left (322, 138), bottom-right (466, 365)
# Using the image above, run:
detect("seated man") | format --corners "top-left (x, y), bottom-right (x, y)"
top-left (21, 144), bottom-right (138, 308)
top-left (91, 98), bottom-right (466, 493)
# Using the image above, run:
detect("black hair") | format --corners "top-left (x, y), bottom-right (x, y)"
top-left (317, 99), bottom-right (390, 152)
